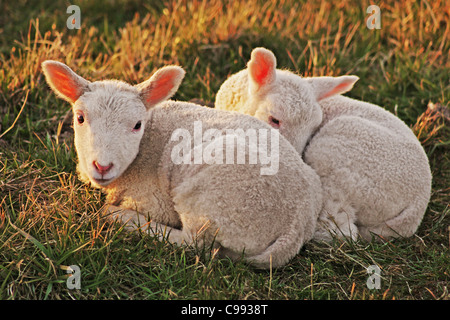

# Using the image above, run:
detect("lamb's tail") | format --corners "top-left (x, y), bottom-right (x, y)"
top-left (359, 202), bottom-right (428, 241)
top-left (245, 224), bottom-right (306, 269)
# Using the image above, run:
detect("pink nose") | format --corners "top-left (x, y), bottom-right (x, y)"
top-left (93, 161), bottom-right (113, 175)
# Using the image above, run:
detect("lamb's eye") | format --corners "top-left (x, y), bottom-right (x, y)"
top-left (268, 116), bottom-right (281, 129)
top-left (77, 114), bottom-right (84, 124)
top-left (132, 121), bottom-right (142, 132)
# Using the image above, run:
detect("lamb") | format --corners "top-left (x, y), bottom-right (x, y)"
top-left (215, 47), bottom-right (432, 241)
top-left (42, 60), bottom-right (323, 268)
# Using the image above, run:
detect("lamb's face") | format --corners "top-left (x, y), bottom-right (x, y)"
top-left (249, 73), bottom-right (323, 153)
top-left (42, 60), bottom-right (185, 188)
top-left (73, 82), bottom-right (148, 187)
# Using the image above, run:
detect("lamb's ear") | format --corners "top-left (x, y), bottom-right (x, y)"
top-left (310, 75), bottom-right (359, 101)
top-left (137, 66), bottom-right (186, 109)
top-left (248, 47), bottom-right (277, 94)
top-left (42, 60), bottom-right (90, 104)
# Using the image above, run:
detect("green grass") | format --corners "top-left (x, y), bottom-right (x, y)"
top-left (0, 0), bottom-right (449, 300)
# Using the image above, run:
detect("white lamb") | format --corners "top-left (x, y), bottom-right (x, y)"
top-left (215, 47), bottom-right (432, 241)
top-left (42, 60), bottom-right (323, 268)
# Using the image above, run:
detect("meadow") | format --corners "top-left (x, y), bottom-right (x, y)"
top-left (0, 0), bottom-right (449, 300)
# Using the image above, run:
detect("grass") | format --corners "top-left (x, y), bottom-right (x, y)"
top-left (0, 0), bottom-right (449, 300)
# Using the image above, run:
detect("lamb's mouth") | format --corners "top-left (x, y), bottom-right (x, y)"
top-left (92, 177), bottom-right (114, 186)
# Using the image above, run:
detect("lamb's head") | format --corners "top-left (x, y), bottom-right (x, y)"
top-left (42, 61), bottom-right (185, 187)
top-left (215, 47), bottom-right (359, 153)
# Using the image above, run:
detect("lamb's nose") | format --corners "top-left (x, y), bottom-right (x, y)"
top-left (93, 161), bottom-right (113, 175)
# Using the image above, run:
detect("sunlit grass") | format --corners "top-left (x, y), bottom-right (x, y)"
top-left (0, 0), bottom-right (449, 300)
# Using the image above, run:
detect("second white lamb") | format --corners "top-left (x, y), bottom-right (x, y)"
top-left (215, 47), bottom-right (432, 241)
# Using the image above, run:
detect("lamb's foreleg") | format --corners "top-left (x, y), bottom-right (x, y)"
top-left (105, 205), bottom-right (194, 246)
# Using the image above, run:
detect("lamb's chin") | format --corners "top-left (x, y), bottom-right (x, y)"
top-left (92, 178), bottom-right (114, 187)
top-left (89, 174), bottom-right (118, 188)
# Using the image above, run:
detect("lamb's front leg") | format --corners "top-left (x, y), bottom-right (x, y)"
top-left (105, 205), bottom-right (194, 246)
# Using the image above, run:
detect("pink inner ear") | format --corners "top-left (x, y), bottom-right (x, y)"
top-left (144, 71), bottom-right (176, 105)
top-left (319, 81), bottom-right (353, 100)
top-left (249, 52), bottom-right (275, 87)
top-left (253, 58), bottom-right (270, 84)
top-left (46, 65), bottom-right (83, 103)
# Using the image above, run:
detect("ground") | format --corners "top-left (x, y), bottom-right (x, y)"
top-left (0, 0), bottom-right (449, 300)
